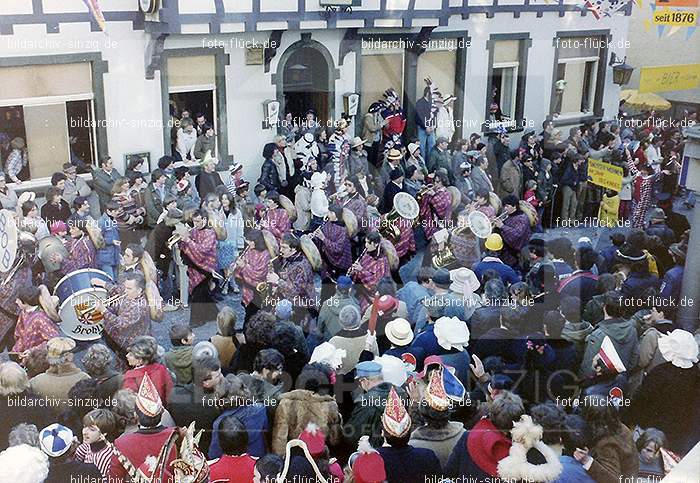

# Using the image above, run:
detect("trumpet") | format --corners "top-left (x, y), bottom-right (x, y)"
top-left (77, 292), bottom-right (128, 322)
top-left (167, 224), bottom-right (193, 249)
top-left (416, 184), bottom-right (435, 201)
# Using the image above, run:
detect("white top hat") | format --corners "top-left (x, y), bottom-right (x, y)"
top-left (658, 329), bottom-right (699, 369)
top-left (434, 316), bottom-right (470, 351)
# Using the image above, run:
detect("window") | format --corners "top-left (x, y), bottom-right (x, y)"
top-left (553, 35), bottom-right (605, 118)
top-left (167, 55), bottom-right (217, 159)
top-left (360, 49), bottom-right (404, 116)
top-left (0, 62), bottom-right (96, 180)
top-left (486, 39), bottom-right (526, 129)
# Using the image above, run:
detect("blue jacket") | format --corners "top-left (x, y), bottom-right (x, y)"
top-left (96, 214), bottom-right (120, 266)
top-left (621, 271), bottom-right (660, 300)
top-left (396, 281), bottom-right (431, 326)
top-left (660, 265), bottom-right (683, 301)
top-left (208, 404), bottom-right (269, 459)
top-left (473, 258), bottom-right (520, 285)
top-left (378, 445), bottom-right (442, 483)
top-left (552, 455), bottom-right (596, 483)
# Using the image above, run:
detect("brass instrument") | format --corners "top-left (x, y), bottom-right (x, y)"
top-left (379, 192), bottom-right (419, 241)
top-left (78, 292), bottom-right (128, 322)
top-left (167, 223), bottom-right (193, 249)
top-left (416, 184), bottom-right (434, 201)
top-left (255, 255), bottom-right (280, 293)
top-left (431, 211), bottom-right (511, 268)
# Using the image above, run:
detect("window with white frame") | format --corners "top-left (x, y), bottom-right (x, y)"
top-left (553, 36), bottom-right (603, 117)
top-left (167, 55), bottom-right (218, 161)
top-left (488, 40), bottom-right (523, 125)
top-left (0, 62), bottom-right (97, 181)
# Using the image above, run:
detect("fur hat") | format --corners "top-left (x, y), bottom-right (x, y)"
top-left (497, 415), bottom-right (563, 482)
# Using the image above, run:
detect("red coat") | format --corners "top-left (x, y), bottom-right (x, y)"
top-left (110, 427), bottom-right (178, 481)
top-left (122, 363), bottom-right (174, 405)
top-left (208, 454), bottom-right (257, 483)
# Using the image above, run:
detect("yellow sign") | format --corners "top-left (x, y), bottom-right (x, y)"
top-left (639, 64), bottom-right (700, 93)
top-left (588, 158), bottom-right (623, 191)
top-left (652, 8), bottom-right (698, 25)
top-left (656, 0), bottom-right (698, 7)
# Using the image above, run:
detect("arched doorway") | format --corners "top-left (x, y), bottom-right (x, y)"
top-left (277, 38), bottom-right (335, 127)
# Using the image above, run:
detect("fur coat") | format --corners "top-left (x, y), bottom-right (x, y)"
top-left (271, 389), bottom-right (343, 455)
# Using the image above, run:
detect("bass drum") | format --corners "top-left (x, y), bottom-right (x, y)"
top-left (299, 234), bottom-right (323, 271)
top-left (519, 200), bottom-right (538, 227)
top-left (380, 238), bottom-right (399, 271)
top-left (54, 268), bottom-right (113, 341)
top-left (447, 186), bottom-right (462, 211)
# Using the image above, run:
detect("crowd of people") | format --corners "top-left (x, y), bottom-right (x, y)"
top-left (0, 81), bottom-right (698, 483)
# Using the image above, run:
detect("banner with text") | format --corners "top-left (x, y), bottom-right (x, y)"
top-left (639, 64), bottom-right (700, 93)
top-left (588, 158), bottom-right (624, 191)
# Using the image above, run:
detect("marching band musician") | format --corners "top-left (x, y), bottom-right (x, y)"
top-left (309, 172), bottom-right (329, 232)
top-left (338, 175), bottom-right (369, 237)
top-left (449, 209), bottom-right (481, 268)
top-left (55, 214), bottom-right (97, 277)
top-left (0, 230), bottom-right (36, 352)
top-left (381, 168), bottom-right (404, 215)
top-left (178, 209), bottom-right (219, 328)
top-left (265, 234), bottom-right (317, 320)
top-left (293, 173), bottom-right (313, 232)
top-left (233, 229), bottom-right (271, 320)
top-left (260, 191), bottom-right (291, 242)
top-left (349, 231), bottom-right (390, 311)
top-left (494, 195), bottom-right (531, 268)
top-left (419, 171), bottom-right (453, 241)
top-left (315, 205), bottom-right (353, 298)
top-left (12, 286), bottom-right (61, 361)
top-left (90, 271), bottom-right (151, 364)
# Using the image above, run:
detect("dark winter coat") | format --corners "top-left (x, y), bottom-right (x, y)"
top-left (378, 445), bottom-right (442, 483)
top-left (624, 362), bottom-right (700, 454)
top-left (580, 317), bottom-right (639, 377)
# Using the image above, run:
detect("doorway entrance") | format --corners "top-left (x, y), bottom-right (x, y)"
top-left (280, 42), bottom-right (333, 128)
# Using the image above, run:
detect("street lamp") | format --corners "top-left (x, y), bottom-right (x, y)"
top-left (609, 53), bottom-right (634, 86)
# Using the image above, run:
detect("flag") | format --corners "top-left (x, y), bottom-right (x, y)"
top-left (82, 0), bottom-right (107, 33)
top-left (598, 336), bottom-right (627, 373)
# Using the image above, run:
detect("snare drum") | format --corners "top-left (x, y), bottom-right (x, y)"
top-left (54, 268), bottom-right (113, 341)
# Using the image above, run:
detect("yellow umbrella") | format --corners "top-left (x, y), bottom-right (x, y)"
top-left (619, 89), bottom-right (671, 111)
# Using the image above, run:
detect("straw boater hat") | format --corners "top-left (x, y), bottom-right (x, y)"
top-left (658, 329), bottom-right (699, 369)
top-left (386, 149), bottom-right (402, 161)
top-left (381, 386), bottom-right (411, 438)
top-left (17, 191), bottom-right (36, 205)
top-left (351, 136), bottom-right (366, 149)
top-left (385, 318), bottom-right (413, 347)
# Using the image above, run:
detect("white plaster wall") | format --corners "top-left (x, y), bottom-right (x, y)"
top-left (0, 9), bottom-right (630, 180)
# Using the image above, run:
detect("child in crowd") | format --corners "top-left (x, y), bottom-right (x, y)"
top-left (163, 323), bottom-right (194, 385)
top-left (73, 408), bottom-right (117, 478)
